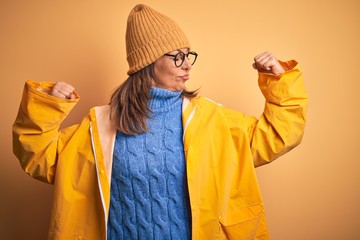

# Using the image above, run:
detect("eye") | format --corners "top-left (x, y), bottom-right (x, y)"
top-left (175, 52), bottom-right (185, 62)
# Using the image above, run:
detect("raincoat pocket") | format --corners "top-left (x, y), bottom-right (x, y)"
top-left (219, 203), bottom-right (268, 240)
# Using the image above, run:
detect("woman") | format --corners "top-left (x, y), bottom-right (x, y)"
top-left (12, 4), bottom-right (308, 240)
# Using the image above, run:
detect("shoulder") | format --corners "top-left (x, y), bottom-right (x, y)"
top-left (186, 96), bottom-right (229, 122)
top-left (190, 96), bottom-right (223, 109)
top-left (191, 96), bottom-right (251, 125)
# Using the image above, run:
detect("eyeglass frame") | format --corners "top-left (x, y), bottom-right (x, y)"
top-left (164, 50), bottom-right (198, 67)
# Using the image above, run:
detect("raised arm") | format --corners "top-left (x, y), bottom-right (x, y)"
top-left (249, 52), bottom-right (308, 167)
top-left (12, 80), bottom-right (79, 183)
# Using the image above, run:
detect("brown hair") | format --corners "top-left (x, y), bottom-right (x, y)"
top-left (110, 64), bottom-right (198, 135)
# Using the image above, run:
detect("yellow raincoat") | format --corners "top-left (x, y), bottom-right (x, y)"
top-left (13, 60), bottom-right (308, 239)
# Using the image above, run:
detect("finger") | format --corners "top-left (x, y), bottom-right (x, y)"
top-left (254, 52), bottom-right (273, 71)
top-left (253, 52), bottom-right (285, 75)
top-left (49, 90), bottom-right (68, 99)
top-left (252, 63), bottom-right (258, 70)
top-left (262, 55), bottom-right (285, 76)
top-left (252, 63), bottom-right (272, 74)
top-left (254, 52), bottom-right (271, 65)
top-left (50, 88), bottom-right (72, 99)
top-left (256, 52), bottom-right (284, 74)
top-left (56, 81), bottom-right (75, 93)
top-left (51, 82), bottom-right (75, 99)
top-left (262, 56), bottom-right (277, 71)
top-left (271, 64), bottom-right (285, 76)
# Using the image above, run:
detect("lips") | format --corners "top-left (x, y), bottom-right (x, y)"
top-left (181, 74), bottom-right (190, 80)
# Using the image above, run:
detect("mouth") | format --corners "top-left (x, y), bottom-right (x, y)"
top-left (180, 74), bottom-right (190, 80)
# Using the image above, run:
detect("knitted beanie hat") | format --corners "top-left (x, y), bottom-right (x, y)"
top-left (126, 4), bottom-right (190, 75)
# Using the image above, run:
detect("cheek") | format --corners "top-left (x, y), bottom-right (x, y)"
top-left (163, 70), bottom-right (179, 85)
top-left (155, 64), bottom-right (178, 82)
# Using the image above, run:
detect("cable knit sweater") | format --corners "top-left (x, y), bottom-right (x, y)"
top-left (107, 87), bottom-right (191, 240)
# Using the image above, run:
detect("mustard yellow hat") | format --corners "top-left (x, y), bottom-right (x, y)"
top-left (126, 4), bottom-right (190, 75)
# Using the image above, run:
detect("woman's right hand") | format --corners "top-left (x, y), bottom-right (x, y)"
top-left (38, 81), bottom-right (76, 99)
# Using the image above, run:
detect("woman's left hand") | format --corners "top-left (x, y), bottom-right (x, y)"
top-left (252, 52), bottom-right (285, 76)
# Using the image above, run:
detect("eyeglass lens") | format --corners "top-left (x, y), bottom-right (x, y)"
top-left (174, 52), bottom-right (197, 67)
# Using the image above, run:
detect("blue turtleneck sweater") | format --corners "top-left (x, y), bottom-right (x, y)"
top-left (107, 87), bottom-right (191, 240)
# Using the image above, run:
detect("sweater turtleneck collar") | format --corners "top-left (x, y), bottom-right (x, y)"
top-left (149, 87), bottom-right (183, 113)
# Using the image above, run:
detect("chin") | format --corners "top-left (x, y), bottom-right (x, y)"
top-left (176, 86), bottom-right (186, 92)
top-left (177, 83), bottom-right (187, 91)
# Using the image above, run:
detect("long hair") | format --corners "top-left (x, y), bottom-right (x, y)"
top-left (110, 64), bottom-right (198, 135)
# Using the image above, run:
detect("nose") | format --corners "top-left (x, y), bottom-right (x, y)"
top-left (181, 57), bottom-right (192, 71)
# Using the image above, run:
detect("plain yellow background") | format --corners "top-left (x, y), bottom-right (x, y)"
top-left (1, 0), bottom-right (359, 239)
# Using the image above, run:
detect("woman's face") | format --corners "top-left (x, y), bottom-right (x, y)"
top-left (153, 48), bottom-right (192, 91)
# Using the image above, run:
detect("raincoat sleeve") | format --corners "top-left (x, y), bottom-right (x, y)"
top-left (245, 60), bottom-right (308, 167)
top-left (12, 80), bottom-right (80, 184)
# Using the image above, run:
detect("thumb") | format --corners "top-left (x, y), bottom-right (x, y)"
top-left (252, 63), bottom-right (258, 70)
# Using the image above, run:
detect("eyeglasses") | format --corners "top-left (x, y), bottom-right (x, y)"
top-left (164, 50), bottom-right (198, 67)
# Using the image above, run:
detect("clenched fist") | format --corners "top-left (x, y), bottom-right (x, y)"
top-left (38, 81), bottom-right (76, 99)
top-left (252, 52), bottom-right (285, 76)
